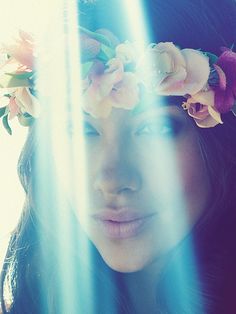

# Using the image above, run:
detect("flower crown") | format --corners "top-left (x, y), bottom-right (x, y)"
top-left (0, 27), bottom-right (236, 134)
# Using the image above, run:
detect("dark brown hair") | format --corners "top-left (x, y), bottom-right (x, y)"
top-left (1, 1), bottom-right (236, 313)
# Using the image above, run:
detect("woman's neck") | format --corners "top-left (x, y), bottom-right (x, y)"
top-left (119, 256), bottom-right (169, 314)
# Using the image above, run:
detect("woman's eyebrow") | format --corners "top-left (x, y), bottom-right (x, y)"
top-left (132, 96), bottom-right (184, 116)
top-left (82, 110), bottom-right (90, 116)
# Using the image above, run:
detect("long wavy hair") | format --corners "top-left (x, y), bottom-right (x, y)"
top-left (1, 0), bottom-right (236, 313)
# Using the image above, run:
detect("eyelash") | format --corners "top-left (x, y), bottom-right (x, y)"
top-left (83, 122), bottom-right (100, 136)
top-left (80, 118), bottom-right (182, 138)
top-left (66, 121), bottom-right (99, 138)
top-left (135, 118), bottom-right (182, 138)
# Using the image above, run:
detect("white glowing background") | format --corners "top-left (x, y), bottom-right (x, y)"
top-left (0, 0), bottom-right (40, 268)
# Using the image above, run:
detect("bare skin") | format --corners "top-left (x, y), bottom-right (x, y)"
top-left (74, 100), bottom-right (210, 310)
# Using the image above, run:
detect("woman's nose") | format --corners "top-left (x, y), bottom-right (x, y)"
top-left (93, 148), bottom-right (141, 196)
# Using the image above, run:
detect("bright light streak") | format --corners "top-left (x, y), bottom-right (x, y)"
top-left (36, 0), bottom-right (203, 311)
top-left (34, 0), bottom-right (95, 312)
top-left (0, 0), bottom-right (204, 311)
top-left (120, 0), bottom-right (151, 47)
top-left (119, 0), bottom-right (204, 310)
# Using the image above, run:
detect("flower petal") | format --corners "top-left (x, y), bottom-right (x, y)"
top-left (83, 94), bottom-right (112, 118)
top-left (8, 96), bottom-right (20, 119)
top-left (180, 49), bottom-right (210, 95)
top-left (80, 34), bottom-right (101, 61)
top-left (183, 90), bottom-right (222, 128)
top-left (188, 90), bottom-right (215, 107)
top-left (208, 105), bottom-right (223, 124)
top-left (136, 42), bottom-right (185, 91)
top-left (155, 42), bottom-right (186, 70)
top-left (195, 114), bottom-right (221, 128)
top-left (214, 88), bottom-right (235, 113)
top-left (213, 64), bottom-right (226, 90)
top-left (115, 42), bottom-right (137, 64)
top-left (156, 66), bottom-right (187, 95)
top-left (14, 87), bottom-right (40, 117)
top-left (0, 95), bottom-right (10, 107)
top-left (111, 72), bottom-right (140, 109)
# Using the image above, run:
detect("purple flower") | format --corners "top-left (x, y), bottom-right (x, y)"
top-left (212, 49), bottom-right (236, 113)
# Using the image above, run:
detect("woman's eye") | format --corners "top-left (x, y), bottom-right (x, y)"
top-left (136, 118), bottom-right (182, 137)
top-left (83, 122), bottom-right (99, 136)
top-left (67, 121), bottom-right (99, 137)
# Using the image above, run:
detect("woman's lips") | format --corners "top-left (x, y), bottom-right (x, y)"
top-left (91, 209), bottom-right (156, 239)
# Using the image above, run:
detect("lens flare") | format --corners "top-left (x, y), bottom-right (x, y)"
top-left (31, 0), bottom-right (204, 312)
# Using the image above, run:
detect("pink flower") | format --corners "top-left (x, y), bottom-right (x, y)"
top-left (182, 90), bottom-right (223, 128)
top-left (82, 58), bottom-right (139, 118)
top-left (8, 96), bottom-right (21, 119)
top-left (0, 86), bottom-right (39, 122)
top-left (1, 30), bottom-right (34, 70)
top-left (96, 29), bottom-right (120, 47)
top-left (0, 58), bottom-right (22, 80)
top-left (108, 72), bottom-right (139, 109)
top-left (80, 34), bottom-right (101, 61)
top-left (212, 49), bottom-right (236, 113)
top-left (80, 28), bottom-right (119, 62)
top-left (0, 94), bottom-right (19, 119)
top-left (137, 42), bottom-right (210, 96)
top-left (115, 42), bottom-right (137, 64)
top-left (14, 87), bottom-right (40, 118)
top-left (82, 59), bottom-right (124, 117)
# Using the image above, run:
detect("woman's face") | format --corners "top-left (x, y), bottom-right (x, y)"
top-left (77, 99), bottom-right (210, 273)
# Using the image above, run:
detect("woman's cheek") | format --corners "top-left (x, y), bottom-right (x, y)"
top-left (135, 131), bottom-right (209, 226)
top-left (176, 136), bottom-right (210, 224)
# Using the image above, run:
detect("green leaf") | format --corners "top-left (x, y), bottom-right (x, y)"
top-left (96, 44), bottom-right (115, 62)
top-left (6, 72), bottom-right (33, 80)
top-left (205, 52), bottom-right (218, 66)
top-left (96, 50), bottom-right (108, 62)
top-left (81, 62), bottom-right (93, 79)
top-left (0, 106), bottom-right (6, 118)
top-left (79, 26), bottom-right (112, 47)
top-left (18, 114), bottom-right (34, 127)
top-left (100, 44), bottom-right (115, 59)
top-left (0, 73), bottom-right (30, 88)
top-left (2, 115), bottom-right (12, 135)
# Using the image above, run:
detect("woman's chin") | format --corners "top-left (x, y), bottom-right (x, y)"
top-left (98, 247), bottom-right (157, 273)
top-left (102, 256), bottom-right (146, 273)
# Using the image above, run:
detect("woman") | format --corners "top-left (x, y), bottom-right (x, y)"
top-left (1, 0), bottom-right (236, 313)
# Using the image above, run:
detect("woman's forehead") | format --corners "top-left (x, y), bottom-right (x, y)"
top-left (84, 95), bottom-right (183, 115)
top-left (83, 96), bottom-right (187, 125)
top-left (131, 96), bottom-right (184, 115)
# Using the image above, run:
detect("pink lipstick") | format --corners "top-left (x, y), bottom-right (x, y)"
top-left (92, 209), bottom-right (156, 239)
